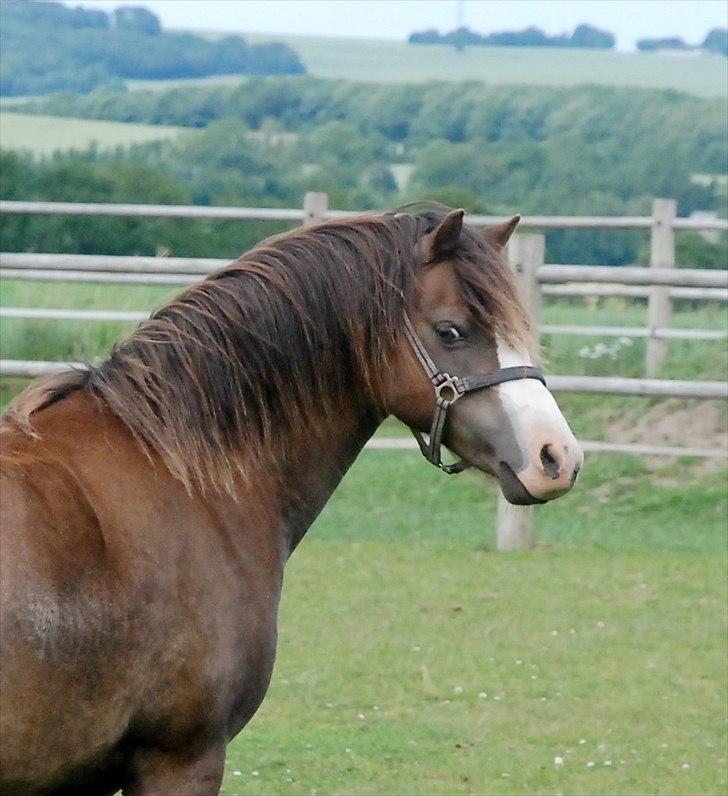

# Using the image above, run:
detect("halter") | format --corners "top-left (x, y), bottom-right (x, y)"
top-left (403, 314), bottom-right (546, 474)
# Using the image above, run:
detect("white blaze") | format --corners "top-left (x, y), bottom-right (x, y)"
top-left (495, 338), bottom-right (573, 439)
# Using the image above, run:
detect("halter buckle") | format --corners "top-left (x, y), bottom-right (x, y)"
top-left (435, 374), bottom-right (464, 404)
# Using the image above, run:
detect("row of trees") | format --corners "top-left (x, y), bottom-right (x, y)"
top-left (0, 1), bottom-right (304, 96)
top-left (27, 79), bottom-right (727, 180)
top-left (2, 138), bottom-right (723, 270)
top-left (2, 78), bottom-right (725, 267)
top-left (637, 28), bottom-right (728, 56)
top-left (409, 24), bottom-right (615, 50)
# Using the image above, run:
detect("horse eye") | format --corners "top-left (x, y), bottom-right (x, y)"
top-left (435, 324), bottom-right (463, 344)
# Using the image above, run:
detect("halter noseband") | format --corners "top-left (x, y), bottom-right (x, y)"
top-left (403, 314), bottom-right (546, 474)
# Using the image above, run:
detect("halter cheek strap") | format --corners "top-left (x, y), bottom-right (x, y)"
top-left (403, 313), bottom-right (546, 474)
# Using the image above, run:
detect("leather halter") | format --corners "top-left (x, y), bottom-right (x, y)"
top-left (403, 314), bottom-right (546, 474)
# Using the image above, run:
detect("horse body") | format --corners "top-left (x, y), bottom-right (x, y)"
top-left (0, 209), bottom-right (581, 793)
top-left (1, 390), bottom-right (374, 793)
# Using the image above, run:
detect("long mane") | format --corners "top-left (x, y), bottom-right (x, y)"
top-left (4, 211), bottom-right (531, 492)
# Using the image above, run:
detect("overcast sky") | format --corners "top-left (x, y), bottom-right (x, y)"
top-left (63, 0), bottom-right (728, 51)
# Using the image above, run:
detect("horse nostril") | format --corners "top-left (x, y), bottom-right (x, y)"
top-left (570, 462), bottom-right (581, 486)
top-left (539, 444), bottom-right (561, 480)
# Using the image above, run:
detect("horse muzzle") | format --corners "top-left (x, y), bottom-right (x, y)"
top-left (499, 439), bottom-right (583, 505)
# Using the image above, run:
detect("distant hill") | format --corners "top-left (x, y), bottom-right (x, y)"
top-left (0, 1), bottom-right (305, 96)
top-left (237, 33), bottom-right (727, 99)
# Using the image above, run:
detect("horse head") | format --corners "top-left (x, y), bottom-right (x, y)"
top-left (385, 209), bottom-right (583, 505)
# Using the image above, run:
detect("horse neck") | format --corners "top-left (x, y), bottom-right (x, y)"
top-left (267, 394), bottom-right (382, 556)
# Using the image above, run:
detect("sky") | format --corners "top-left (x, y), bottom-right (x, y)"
top-left (62, 0), bottom-right (728, 51)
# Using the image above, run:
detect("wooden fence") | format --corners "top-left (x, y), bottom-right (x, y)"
top-left (1, 193), bottom-right (726, 549)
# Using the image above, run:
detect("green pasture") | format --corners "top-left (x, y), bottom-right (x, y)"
top-left (0, 112), bottom-right (189, 157)
top-left (214, 448), bottom-right (727, 796)
top-left (1, 280), bottom-right (726, 795)
top-left (143, 33), bottom-right (728, 98)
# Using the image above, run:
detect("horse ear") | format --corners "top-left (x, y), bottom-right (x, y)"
top-left (483, 215), bottom-right (521, 249)
top-left (421, 209), bottom-right (465, 262)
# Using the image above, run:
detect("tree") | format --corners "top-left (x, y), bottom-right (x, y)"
top-left (702, 28), bottom-right (728, 56)
top-left (569, 24), bottom-right (615, 49)
top-left (408, 29), bottom-right (441, 44)
top-left (113, 7), bottom-right (161, 36)
top-left (637, 37), bottom-right (692, 51)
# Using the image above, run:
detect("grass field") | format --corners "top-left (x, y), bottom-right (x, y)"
top-left (126, 33), bottom-right (728, 98)
top-left (213, 449), bottom-right (726, 796)
top-left (0, 112), bottom-right (190, 156)
top-left (0, 279), bottom-right (726, 794)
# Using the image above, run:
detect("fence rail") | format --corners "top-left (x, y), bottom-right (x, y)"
top-left (3, 358), bottom-right (724, 399)
top-left (4, 253), bottom-right (727, 288)
top-left (542, 284), bottom-right (728, 301)
top-left (366, 437), bottom-right (726, 459)
top-left (2, 199), bottom-right (727, 231)
top-left (3, 307), bottom-right (725, 343)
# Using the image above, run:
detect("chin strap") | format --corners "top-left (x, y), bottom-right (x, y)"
top-left (403, 313), bottom-right (546, 474)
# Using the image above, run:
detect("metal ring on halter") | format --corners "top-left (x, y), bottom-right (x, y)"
top-left (434, 375), bottom-right (464, 404)
top-left (403, 312), bottom-right (546, 475)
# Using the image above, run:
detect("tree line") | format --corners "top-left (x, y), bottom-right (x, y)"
top-left (637, 28), bottom-right (727, 56)
top-left (409, 24), bottom-right (615, 50)
top-left (0, 0), bottom-right (305, 97)
top-left (3, 78), bottom-right (725, 268)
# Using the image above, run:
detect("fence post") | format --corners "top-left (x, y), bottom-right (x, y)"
top-left (496, 233), bottom-right (545, 551)
top-left (646, 198), bottom-right (676, 377)
top-left (303, 191), bottom-right (328, 226)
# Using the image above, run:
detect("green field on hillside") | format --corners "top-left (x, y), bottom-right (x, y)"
top-left (0, 112), bottom-right (190, 156)
top-left (127, 33), bottom-right (728, 98)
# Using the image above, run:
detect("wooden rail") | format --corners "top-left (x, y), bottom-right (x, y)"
top-left (5, 265), bottom-right (726, 300)
top-left (6, 307), bottom-right (725, 342)
top-left (2, 359), bottom-right (725, 400)
top-left (2, 199), bottom-right (727, 231)
top-left (4, 256), bottom-right (726, 287)
top-left (0, 253), bottom-right (226, 273)
top-left (366, 437), bottom-right (726, 459)
top-left (542, 285), bottom-right (728, 301)
top-left (537, 265), bottom-right (727, 288)
top-left (0, 268), bottom-right (199, 285)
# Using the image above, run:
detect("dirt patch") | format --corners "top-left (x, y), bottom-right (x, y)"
top-left (603, 399), bottom-right (727, 474)
top-left (608, 399), bottom-right (727, 451)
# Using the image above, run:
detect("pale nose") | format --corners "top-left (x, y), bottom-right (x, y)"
top-left (539, 443), bottom-right (582, 485)
top-left (520, 440), bottom-right (583, 500)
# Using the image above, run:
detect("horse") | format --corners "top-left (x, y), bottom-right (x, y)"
top-left (0, 208), bottom-right (582, 794)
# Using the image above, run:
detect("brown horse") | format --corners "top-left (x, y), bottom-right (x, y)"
top-left (0, 209), bottom-right (582, 794)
